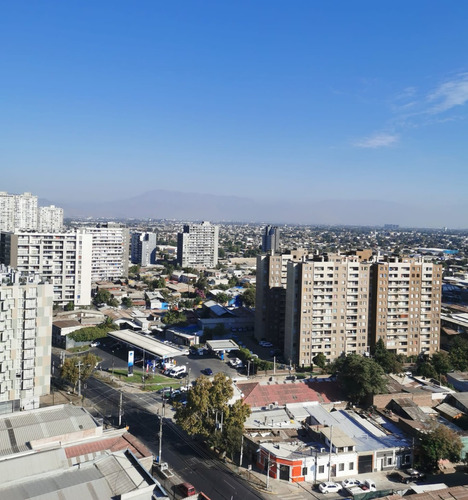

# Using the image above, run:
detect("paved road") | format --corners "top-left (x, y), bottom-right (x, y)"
top-left (83, 376), bottom-right (267, 500)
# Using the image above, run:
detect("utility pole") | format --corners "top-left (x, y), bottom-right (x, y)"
top-left (76, 361), bottom-right (83, 397)
top-left (158, 394), bottom-right (166, 465)
top-left (118, 392), bottom-right (123, 427)
top-left (239, 434), bottom-right (244, 467)
top-left (273, 356), bottom-right (276, 375)
top-left (266, 451), bottom-right (271, 490)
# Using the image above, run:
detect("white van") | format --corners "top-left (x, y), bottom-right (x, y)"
top-left (168, 365), bottom-right (187, 378)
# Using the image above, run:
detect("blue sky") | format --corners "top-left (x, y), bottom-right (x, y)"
top-left (2, 1), bottom-right (468, 225)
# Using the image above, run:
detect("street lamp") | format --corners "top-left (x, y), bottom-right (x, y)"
top-left (112, 350), bottom-right (115, 376)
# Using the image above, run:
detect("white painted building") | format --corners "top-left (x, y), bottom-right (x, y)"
top-left (38, 205), bottom-right (64, 232)
top-left (0, 191), bottom-right (38, 232)
top-left (84, 223), bottom-right (130, 282)
top-left (0, 230), bottom-right (92, 306)
top-left (177, 221), bottom-right (219, 268)
top-left (0, 283), bottom-right (53, 412)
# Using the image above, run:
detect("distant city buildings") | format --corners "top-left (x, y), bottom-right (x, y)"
top-left (0, 230), bottom-right (92, 306)
top-left (0, 191), bottom-right (63, 232)
top-left (261, 225), bottom-right (280, 253)
top-left (37, 205), bottom-right (64, 232)
top-left (131, 231), bottom-right (157, 266)
top-left (85, 223), bottom-right (130, 282)
top-left (0, 283), bottom-right (53, 412)
top-left (177, 221), bottom-right (219, 268)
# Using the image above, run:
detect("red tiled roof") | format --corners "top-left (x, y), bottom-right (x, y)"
top-left (64, 432), bottom-right (152, 460)
top-left (238, 380), bottom-right (342, 408)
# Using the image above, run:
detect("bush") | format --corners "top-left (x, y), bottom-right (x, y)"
top-left (68, 322), bottom-right (116, 342)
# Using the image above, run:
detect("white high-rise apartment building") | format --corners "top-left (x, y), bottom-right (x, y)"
top-left (0, 231), bottom-right (92, 306)
top-left (0, 192), bottom-right (38, 232)
top-left (83, 223), bottom-right (130, 282)
top-left (0, 283), bottom-right (53, 412)
top-left (177, 221), bottom-right (219, 268)
top-left (38, 205), bottom-right (64, 232)
top-left (0, 191), bottom-right (64, 233)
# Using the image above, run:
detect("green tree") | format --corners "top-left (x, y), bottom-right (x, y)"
top-left (174, 373), bottom-right (251, 459)
top-left (240, 287), bottom-right (256, 308)
top-left (64, 301), bottom-right (74, 311)
top-left (129, 264), bottom-right (140, 276)
top-left (332, 354), bottom-right (387, 404)
top-left (216, 292), bottom-right (230, 305)
top-left (373, 338), bottom-right (403, 374)
top-left (218, 248), bottom-right (226, 259)
top-left (417, 361), bottom-right (438, 379)
top-left (93, 289), bottom-right (119, 307)
top-left (162, 309), bottom-right (187, 326)
top-left (449, 337), bottom-right (468, 371)
top-left (121, 296), bottom-right (133, 308)
top-left (419, 424), bottom-right (463, 470)
top-left (313, 353), bottom-right (327, 371)
top-left (431, 351), bottom-right (452, 376)
top-left (61, 353), bottom-right (99, 393)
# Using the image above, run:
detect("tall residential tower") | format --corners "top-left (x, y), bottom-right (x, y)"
top-left (177, 221), bottom-right (219, 268)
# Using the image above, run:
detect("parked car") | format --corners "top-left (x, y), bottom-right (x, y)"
top-left (318, 482), bottom-right (342, 493)
top-left (90, 341), bottom-right (100, 347)
top-left (203, 368), bottom-right (213, 376)
top-left (342, 478), bottom-right (361, 488)
top-left (388, 469), bottom-right (425, 484)
top-left (177, 482), bottom-right (196, 497)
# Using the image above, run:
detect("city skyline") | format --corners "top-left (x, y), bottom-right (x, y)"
top-left (2, 2), bottom-right (468, 227)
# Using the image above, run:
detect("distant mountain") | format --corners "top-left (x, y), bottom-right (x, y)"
top-left (50, 189), bottom-right (464, 228)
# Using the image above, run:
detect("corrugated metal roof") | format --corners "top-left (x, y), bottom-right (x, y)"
top-left (0, 405), bottom-right (99, 457)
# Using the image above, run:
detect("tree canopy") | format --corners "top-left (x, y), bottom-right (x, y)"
top-left (162, 309), bottom-right (187, 326)
top-left (331, 354), bottom-right (387, 404)
top-left (61, 353), bottom-right (99, 393)
top-left (174, 373), bottom-right (251, 459)
top-left (419, 424), bottom-right (463, 470)
top-left (372, 338), bottom-right (403, 374)
top-left (240, 287), bottom-right (255, 307)
top-left (93, 289), bottom-right (118, 307)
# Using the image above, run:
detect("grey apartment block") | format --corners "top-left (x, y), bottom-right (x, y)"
top-left (0, 283), bottom-right (53, 413)
top-left (131, 232), bottom-right (157, 266)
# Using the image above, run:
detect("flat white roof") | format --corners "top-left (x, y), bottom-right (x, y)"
top-left (206, 339), bottom-right (239, 351)
top-left (108, 329), bottom-right (186, 358)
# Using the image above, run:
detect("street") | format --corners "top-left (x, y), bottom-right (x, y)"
top-left (83, 375), bottom-right (267, 500)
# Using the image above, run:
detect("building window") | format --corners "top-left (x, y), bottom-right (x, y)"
top-left (339, 463), bottom-right (344, 471)
top-left (387, 457), bottom-right (393, 466)
top-left (319, 465), bottom-right (325, 474)
top-left (349, 462), bottom-right (354, 470)
top-left (302, 466), bottom-right (308, 476)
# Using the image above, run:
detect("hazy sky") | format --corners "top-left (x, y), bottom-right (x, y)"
top-left (2, 2), bottom-right (468, 221)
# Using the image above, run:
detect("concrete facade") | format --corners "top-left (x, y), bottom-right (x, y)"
top-left (131, 231), bottom-right (157, 266)
top-left (0, 230), bottom-right (92, 306)
top-left (0, 283), bottom-right (53, 412)
top-left (177, 221), bottom-right (219, 268)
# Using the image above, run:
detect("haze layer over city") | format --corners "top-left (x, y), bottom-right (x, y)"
top-left (3, 1), bottom-right (468, 227)
top-left (3, 3), bottom-right (468, 500)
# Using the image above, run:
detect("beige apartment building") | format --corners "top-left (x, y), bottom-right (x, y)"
top-left (284, 254), bottom-right (372, 366)
top-left (255, 249), bottom-right (307, 347)
top-left (371, 257), bottom-right (442, 357)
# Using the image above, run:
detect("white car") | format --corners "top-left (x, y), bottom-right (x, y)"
top-left (90, 341), bottom-right (100, 347)
top-left (342, 478), bottom-right (361, 488)
top-left (318, 482), bottom-right (342, 494)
